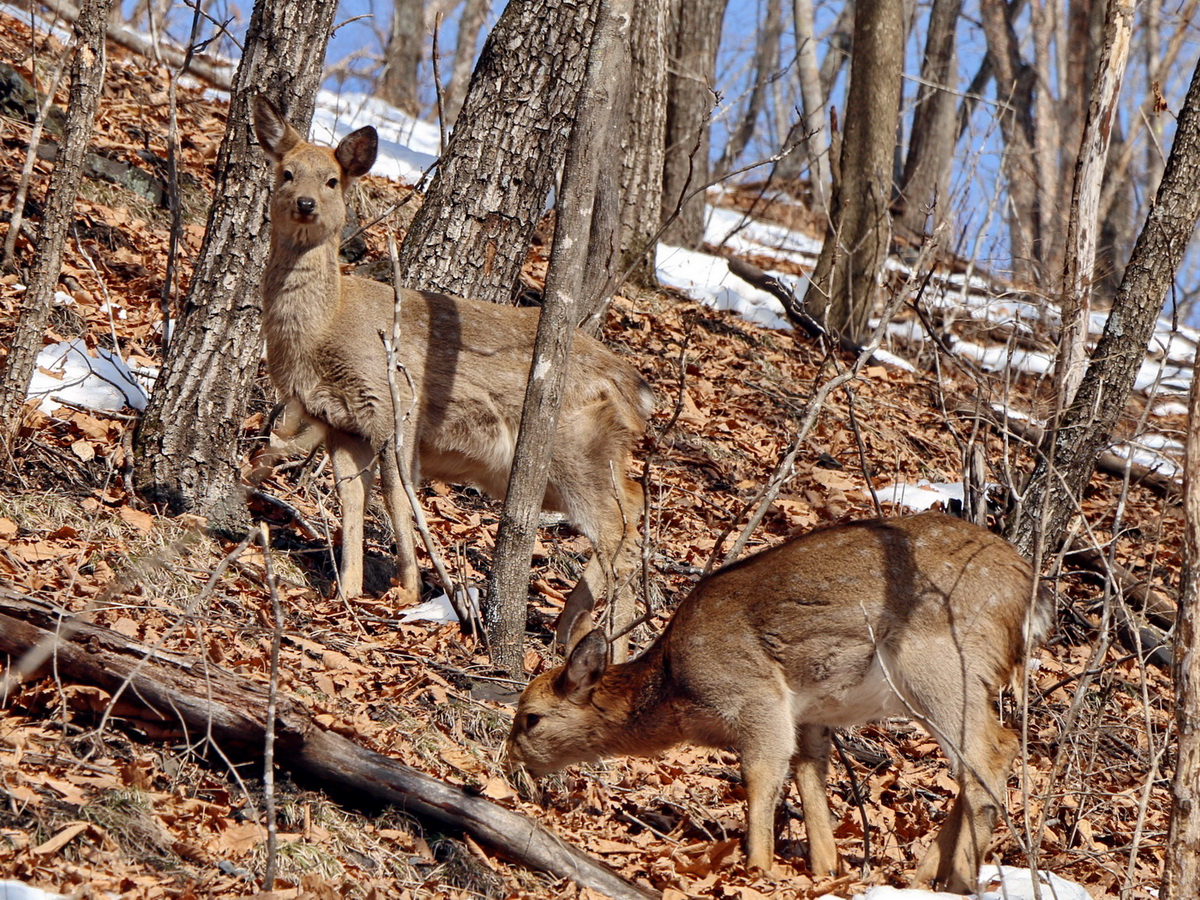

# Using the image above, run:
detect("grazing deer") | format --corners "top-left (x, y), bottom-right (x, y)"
top-left (506, 512), bottom-right (1053, 893)
top-left (252, 97), bottom-right (652, 654)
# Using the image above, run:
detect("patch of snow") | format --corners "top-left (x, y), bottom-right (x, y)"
top-left (954, 340), bottom-right (1055, 377)
top-left (877, 480), bottom-right (973, 512)
top-left (0, 882), bottom-right (67, 900)
top-left (399, 587), bottom-right (480, 624)
top-left (28, 340), bottom-right (151, 414)
top-left (841, 865), bottom-right (1089, 900)
top-left (312, 90), bottom-right (439, 185)
top-left (1150, 400), bottom-right (1189, 417)
top-left (655, 244), bottom-right (792, 331)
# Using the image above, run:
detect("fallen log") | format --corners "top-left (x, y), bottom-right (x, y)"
top-left (0, 591), bottom-right (657, 900)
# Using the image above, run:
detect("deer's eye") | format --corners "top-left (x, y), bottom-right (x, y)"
top-left (326, 177), bottom-right (339, 189)
top-left (281, 170), bottom-right (294, 183)
top-left (523, 713), bottom-right (542, 731)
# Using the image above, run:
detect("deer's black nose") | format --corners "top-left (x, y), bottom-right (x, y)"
top-left (296, 196), bottom-right (316, 216)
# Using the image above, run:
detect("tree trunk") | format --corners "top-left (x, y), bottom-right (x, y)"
top-left (774, 0), bottom-right (832, 215)
top-left (487, 0), bottom-right (629, 675)
top-left (1055, 0), bottom-right (1132, 411)
top-left (1163, 323), bottom-right (1200, 899)
top-left (805, 0), bottom-right (903, 342)
top-left (715, 0), bottom-right (782, 178)
top-left (397, 0), bottom-right (597, 305)
top-left (615, 0), bottom-right (668, 287)
top-left (0, 0), bottom-right (113, 444)
top-left (0, 591), bottom-right (655, 900)
top-left (378, 0), bottom-right (424, 117)
top-left (442, 0), bottom-right (488, 126)
top-left (895, 0), bottom-right (962, 240)
top-left (1006, 52), bottom-right (1200, 558)
top-left (132, 0), bottom-right (338, 530)
top-left (660, 0), bottom-right (729, 248)
top-left (979, 0), bottom-right (1041, 282)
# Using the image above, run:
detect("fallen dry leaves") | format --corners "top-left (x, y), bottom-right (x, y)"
top-left (0, 9), bottom-right (1180, 900)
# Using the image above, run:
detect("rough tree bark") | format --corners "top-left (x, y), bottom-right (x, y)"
top-left (805, 0), bottom-right (903, 342)
top-left (0, 591), bottom-right (655, 900)
top-left (397, 0), bottom-right (597, 305)
top-left (1055, 0), bottom-right (1132, 412)
top-left (132, 0), bottom-right (338, 529)
top-left (1006, 52), bottom-right (1200, 558)
top-left (615, 0), bottom-right (668, 287)
top-left (1163, 324), bottom-right (1200, 898)
top-left (895, 0), bottom-right (962, 240)
top-left (487, 0), bottom-right (631, 675)
top-left (660, 0), bottom-right (730, 249)
top-left (378, 0), bottom-right (424, 117)
top-left (0, 0), bottom-right (113, 445)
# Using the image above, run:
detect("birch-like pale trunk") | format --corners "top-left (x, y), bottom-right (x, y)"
top-left (1056, 0), bottom-right (1132, 412)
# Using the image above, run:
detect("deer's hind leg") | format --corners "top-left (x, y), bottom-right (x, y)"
top-left (328, 430), bottom-right (376, 599)
top-left (905, 664), bottom-right (1017, 893)
top-left (793, 724), bottom-right (840, 877)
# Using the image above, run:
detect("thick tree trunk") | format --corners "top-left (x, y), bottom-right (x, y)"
top-left (0, 0), bottom-right (113, 443)
top-left (660, 0), bottom-right (729, 248)
top-left (1006, 53), bottom-right (1200, 558)
top-left (397, 0), bottom-right (597, 305)
top-left (378, 0), bottom-right (424, 117)
top-left (0, 591), bottom-right (655, 900)
top-left (895, 0), bottom-right (962, 240)
top-left (615, 0), bottom-right (668, 287)
top-left (487, 0), bottom-right (630, 675)
top-left (806, 0), bottom-right (903, 342)
top-left (132, 0), bottom-right (338, 530)
top-left (1163, 333), bottom-right (1200, 899)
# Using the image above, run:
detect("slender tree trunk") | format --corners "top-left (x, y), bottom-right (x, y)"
top-left (805, 0), bottom-right (903, 342)
top-left (0, 0), bottom-right (113, 444)
top-left (132, 0), bottom-right (338, 529)
top-left (443, 0), bottom-right (488, 126)
top-left (660, 0), bottom-right (729, 248)
top-left (980, 0), bottom-right (1041, 282)
top-left (378, 0), bottom-right (424, 117)
top-left (895, 0), bottom-right (963, 239)
top-left (1031, 0), bottom-right (1062, 275)
top-left (397, 0), bottom-right (597, 305)
top-left (715, 0), bottom-right (782, 178)
top-left (774, 0), bottom-right (832, 217)
top-left (1055, 0), bottom-right (1132, 411)
top-left (487, 0), bottom-right (629, 675)
top-left (1006, 52), bottom-right (1200, 558)
top-left (615, 0), bottom-right (668, 287)
top-left (1163, 330), bottom-right (1200, 899)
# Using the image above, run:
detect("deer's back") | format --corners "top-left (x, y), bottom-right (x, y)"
top-left (659, 513), bottom-right (1046, 735)
top-left (300, 277), bottom-right (651, 465)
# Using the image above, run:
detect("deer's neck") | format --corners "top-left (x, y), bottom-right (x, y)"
top-left (594, 644), bottom-right (691, 759)
top-left (261, 236), bottom-right (342, 396)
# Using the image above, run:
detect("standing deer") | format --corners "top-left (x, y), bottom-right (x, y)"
top-left (506, 512), bottom-right (1054, 893)
top-left (252, 97), bottom-right (652, 655)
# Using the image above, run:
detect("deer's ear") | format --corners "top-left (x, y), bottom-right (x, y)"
top-left (253, 95), bottom-right (303, 162)
top-left (336, 126), bottom-right (378, 180)
top-left (556, 629), bottom-right (610, 704)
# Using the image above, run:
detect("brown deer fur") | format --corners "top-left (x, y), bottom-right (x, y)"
top-left (506, 512), bottom-right (1054, 892)
top-left (252, 97), bottom-right (652, 653)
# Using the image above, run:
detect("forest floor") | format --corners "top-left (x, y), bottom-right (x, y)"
top-left (0, 14), bottom-right (1183, 900)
